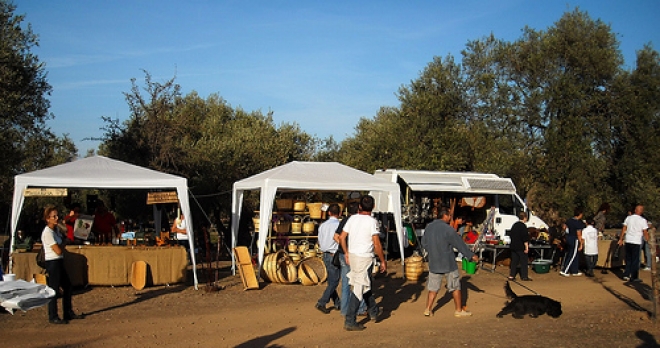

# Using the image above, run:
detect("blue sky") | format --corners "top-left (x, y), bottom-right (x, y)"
top-left (14, 0), bottom-right (660, 153)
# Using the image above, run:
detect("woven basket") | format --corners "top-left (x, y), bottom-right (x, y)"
top-left (307, 202), bottom-right (323, 219)
top-left (262, 250), bottom-right (298, 284)
top-left (302, 216), bottom-right (316, 234)
top-left (276, 198), bottom-right (293, 211)
top-left (298, 263), bottom-right (320, 286)
top-left (287, 240), bottom-right (298, 253)
top-left (291, 215), bottom-right (302, 234)
top-left (274, 220), bottom-right (291, 233)
top-left (298, 257), bottom-right (327, 284)
top-left (289, 252), bottom-right (301, 263)
top-left (405, 255), bottom-right (425, 281)
top-left (293, 200), bottom-right (306, 212)
top-left (297, 240), bottom-right (309, 253)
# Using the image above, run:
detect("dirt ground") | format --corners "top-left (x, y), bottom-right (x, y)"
top-left (2, 256), bottom-right (660, 348)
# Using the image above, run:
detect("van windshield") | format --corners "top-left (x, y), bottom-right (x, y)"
top-left (498, 194), bottom-right (523, 216)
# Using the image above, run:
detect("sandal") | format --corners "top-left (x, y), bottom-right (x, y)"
top-left (507, 276), bottom-right (515, 281)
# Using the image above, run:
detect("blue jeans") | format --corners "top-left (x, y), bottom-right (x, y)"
top-left (642, 240), bottom-right (653, 267)
top-left (344, 259), bottom-right (378, 327)
top-left (339, 252), bottom-right (366, 316)
top-left (317, 252), bottom-right (340, 308)
top-left (585, 254), bottom-right (598, 275)
top-left (624, 243), bottom-right (641, 280)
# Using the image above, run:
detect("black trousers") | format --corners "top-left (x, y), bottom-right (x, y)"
top-left (509, 250), bottom-right (529, 279)
top-left (45, 258), bottom-right (73, 320)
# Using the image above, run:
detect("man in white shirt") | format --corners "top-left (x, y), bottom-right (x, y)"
top-left (339, 195), bottom-right (387, 331)
top-left (315, 204), bottom-right (341, 314)
top-left (618, 204), bottom-right (649, 282)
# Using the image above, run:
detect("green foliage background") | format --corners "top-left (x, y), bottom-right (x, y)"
top-left (2, 3), bottom-right (658, 234)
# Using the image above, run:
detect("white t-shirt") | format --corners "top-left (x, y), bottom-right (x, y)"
top-left (42, 226), bottom-right (63, 261)
top-left (623, 214), bottom-right (648, 245)
top-left (582, 225), bottom-right (599, 256)
top-left (175, 218), bottom-right (188, 241)
top-left (342, 214), bottom-right (379, 258)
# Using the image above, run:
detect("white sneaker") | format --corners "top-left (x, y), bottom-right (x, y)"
top-left (572, 272), bottom-right (583, 277)
top-left (559, 271), bottom-right (570, 277)
top-left (454, 310), bottom-right (472, 317)
top-left (623, 276), bottom-right (630, 281)
top-left (643, 267), bottom-right (651, 271)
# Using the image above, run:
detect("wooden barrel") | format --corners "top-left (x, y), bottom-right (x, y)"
top-left (405, 256), bottom-right (424, 281)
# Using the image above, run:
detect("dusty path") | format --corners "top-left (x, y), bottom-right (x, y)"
top-left (2, 260), bottom-right (659, 347)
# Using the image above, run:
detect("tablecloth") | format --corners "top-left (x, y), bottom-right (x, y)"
top-left (11, 245), bottom-right (187, 286)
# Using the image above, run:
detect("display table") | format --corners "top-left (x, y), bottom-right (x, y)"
top-left (11, 245), bottom-right (187, 287)
top-left (479, 244), bottom-right (551, 272)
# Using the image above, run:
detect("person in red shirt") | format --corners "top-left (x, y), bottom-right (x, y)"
top-left (91, 200), bottom-right (118, 244)
top-left (63, 203), bottom-right (81, 242)
top-left (461, 219), bottom-right (478, 244)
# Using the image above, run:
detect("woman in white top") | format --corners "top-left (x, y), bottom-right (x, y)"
top-left (171, 213), bottom-right (190, 262)
top-left (41, 205), bottom-right (83, 324)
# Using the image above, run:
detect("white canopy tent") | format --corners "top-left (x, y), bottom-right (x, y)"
top-left (230, 161), bottom-right (405, 273)
top-left (9, 156), bottom-right (198, 289)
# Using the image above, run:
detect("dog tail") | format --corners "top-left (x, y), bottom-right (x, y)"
top-left (504, 281), bottom-right (517, 299)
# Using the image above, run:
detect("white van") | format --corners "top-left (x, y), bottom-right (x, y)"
top-left (372, 169), bottom-right (548, 239)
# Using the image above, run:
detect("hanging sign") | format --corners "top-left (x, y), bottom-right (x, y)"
top-left (147, 191), bottom-right (179, 204)
top-left (24, 188), bottom-right (68, 197)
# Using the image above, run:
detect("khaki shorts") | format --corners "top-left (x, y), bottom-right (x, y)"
top-left (427, 269), bottom-right (461, 292)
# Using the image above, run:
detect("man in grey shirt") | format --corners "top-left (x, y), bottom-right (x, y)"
top-left (421, 209), bottom-right (478, 317)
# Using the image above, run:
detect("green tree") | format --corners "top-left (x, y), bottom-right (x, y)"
top-left (0, 0), bottom-right (76, 228)
top-left (609, 45), bottom-right (660, 220)
top-left (340, 55), bottom-right (470, 173)
top-left (100, 71), bottom-right (316, 224)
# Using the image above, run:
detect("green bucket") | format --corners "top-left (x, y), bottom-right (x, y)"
top-left (465, 261), bottom-right (477, 274)
top-left (461, 258), bottom-right (467, 270)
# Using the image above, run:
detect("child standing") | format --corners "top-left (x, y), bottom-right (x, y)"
top-left (582, 218), bottom-right (599, 277)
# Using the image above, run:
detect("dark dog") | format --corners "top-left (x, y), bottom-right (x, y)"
top-left (496, 281), bottom-right (562, 319)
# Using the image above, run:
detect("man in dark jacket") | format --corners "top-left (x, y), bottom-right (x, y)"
top-left (508, 212), bottom-right (531, 281)
top-left (421, 209), bottom-right (478, 318)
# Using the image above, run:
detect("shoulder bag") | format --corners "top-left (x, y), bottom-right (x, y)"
top-left (36, 248), bottom-right (46, 268)
top-left (332, 251), bottom-right (342, 267)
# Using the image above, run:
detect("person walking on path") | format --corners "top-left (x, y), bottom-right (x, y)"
top-left (582, 217), bottom-right (599, 277)
top-left (560, 208), bottom-right (585, 277)
top-left (338, 195), bottom-right (387, 331)
top-left (618, 204), bottom-right (649, 282)
top-left (333, 202), bottom-right (366, 317)
top-left (422, 209), bottom-right (478, 318)
top-left (508, 212), bottom-right (531, 281)
top-left (315, 204), bottom-right (341, 313)
top-left (594, 203), bottom-right (609, 238)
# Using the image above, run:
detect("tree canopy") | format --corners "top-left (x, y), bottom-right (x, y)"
top-left (0, 0), bottom-right (76, 227)
top-left (4, 5), bottom-right (658, 232)
top-left (339, 9), bottom-right (660, 224)
top-left (99, 71), bottom-right (317, 223)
